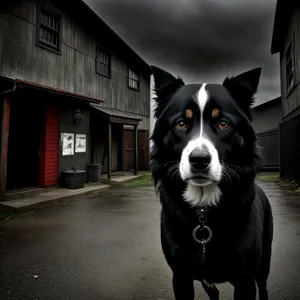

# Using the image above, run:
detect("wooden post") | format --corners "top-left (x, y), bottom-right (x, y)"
top-left (120, 124), bottom-right (125, 171)
top-left (107, 122), bottom-right (112, 180)
top-left (133, 125), bottom-right (138, 175)
top-left (278, 123), bottom-right (282, 178)
top-left (0, 97), bottom-right (11, 201)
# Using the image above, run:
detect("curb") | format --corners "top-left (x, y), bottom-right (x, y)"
top-left (0, 185), bottom-right (111, 213)
top-left (0, 175), bottom-right (142, 213)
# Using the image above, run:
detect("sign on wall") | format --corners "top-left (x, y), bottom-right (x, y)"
top-left (62, 133), bottom-right (74, 156)
top-left (75, 134), bottom-right (87, 153)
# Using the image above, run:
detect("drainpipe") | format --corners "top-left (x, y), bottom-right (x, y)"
top-left (2, 79), bottom-right (17, 95)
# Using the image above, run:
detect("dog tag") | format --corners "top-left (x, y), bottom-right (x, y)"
top-left (199, 240), bottom-right (207, 264)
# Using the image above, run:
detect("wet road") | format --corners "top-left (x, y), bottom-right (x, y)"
top-left (1, 180), bottom-right (300, 300)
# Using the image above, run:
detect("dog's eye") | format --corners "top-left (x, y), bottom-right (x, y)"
top-left (175, 119), bottom-right (187, 131)
top-left (217, 119), bottom-right (230, 130)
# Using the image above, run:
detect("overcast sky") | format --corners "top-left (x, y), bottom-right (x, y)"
top-left (84, 0), bottom-right (280, 105)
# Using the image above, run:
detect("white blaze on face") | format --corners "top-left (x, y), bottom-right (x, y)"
top-left (197, 83), bottom-right (208, 138)
top-left (179, 84), bottom-right (222, 207)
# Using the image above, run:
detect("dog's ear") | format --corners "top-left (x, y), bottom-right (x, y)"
top-left (151, 65), bottom-right (185, 118)
top-left (223, 68), bottom-right (262, 110)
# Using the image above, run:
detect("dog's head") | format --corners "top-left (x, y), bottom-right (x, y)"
top-left (150, 66), bottom-right (262, 206)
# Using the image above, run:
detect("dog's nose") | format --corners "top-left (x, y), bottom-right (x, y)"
top-left (189, 148), bottom-right (211, 170)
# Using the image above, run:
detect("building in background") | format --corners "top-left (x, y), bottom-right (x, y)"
top-left (271, 0), bottom-right (300, 183)
top-left (0, 0), bottom-right (151, 201)
top-left (252, 97), bottom-right (282, 171)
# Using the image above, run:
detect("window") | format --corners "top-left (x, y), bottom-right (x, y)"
top-left (37, 6), bottom-right (61, 52)
top-left (285, 39), bottom-right (295, 93)
top-left (128, 69), bottom-right (140, 90)
top-left (96, 48), bottom-right (111, 77)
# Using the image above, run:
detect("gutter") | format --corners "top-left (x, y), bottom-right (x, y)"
top-left (0, 76), bottom-right (104, 103)
top-left (2, 79), bottom-right (17, 95)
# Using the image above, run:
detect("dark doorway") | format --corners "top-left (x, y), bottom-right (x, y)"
top-left (6, 95), bottom-right (44, 190)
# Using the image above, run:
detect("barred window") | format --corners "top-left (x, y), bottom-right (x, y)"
top-left (96, 48), bottom-right (111, 77)
top-left (128, 69), bottom-right (139, 90)
top-left (38, 7), bottom-right (61, 51)
top-left (285, 40), bottom-right (294, 93)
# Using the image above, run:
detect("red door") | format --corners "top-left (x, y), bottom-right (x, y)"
top-left (39, 102), bottom-right (59, 187)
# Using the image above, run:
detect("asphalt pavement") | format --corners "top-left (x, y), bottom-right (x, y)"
top-left (1, 180), bottom-right (300, 300)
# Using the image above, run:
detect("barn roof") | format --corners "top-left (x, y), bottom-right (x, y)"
top-left (271, 0), bottom-right (299, 54)
top-left (252, 96), bottom-right (281, 111)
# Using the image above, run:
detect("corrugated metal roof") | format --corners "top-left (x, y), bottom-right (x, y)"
top-left (90, 103), bottom-right (142, 121)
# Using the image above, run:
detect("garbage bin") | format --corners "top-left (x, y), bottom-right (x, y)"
top-left (87, 163), bottom-right (102, 182)
top-left (61, 169), bottom-right (86, 189)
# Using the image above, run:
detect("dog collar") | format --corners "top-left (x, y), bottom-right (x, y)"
top-left (193, 208), bottom-right (213, 264)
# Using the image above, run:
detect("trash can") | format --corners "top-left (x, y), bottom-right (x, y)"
top-left (87, 164), bottom-right (102, 182)
top-left (61, 169), bottom-right (86, 189)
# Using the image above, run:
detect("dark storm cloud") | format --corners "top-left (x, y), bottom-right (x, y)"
top-left (84, 0), bottom-right (280, 103)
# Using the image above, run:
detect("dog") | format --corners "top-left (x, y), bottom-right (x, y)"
top-left (149, 65), bottom-right (274, 300)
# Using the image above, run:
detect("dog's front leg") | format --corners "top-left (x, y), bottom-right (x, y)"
top-left (233, 279), bottom-right (256, 300)
top-left (172, 272), bottom-right (195, 300)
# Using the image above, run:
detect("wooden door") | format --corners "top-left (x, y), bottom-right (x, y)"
top-left (124, 129), bottom-right (134, 170)
top-left (124, 128), bottom-right (149, 171)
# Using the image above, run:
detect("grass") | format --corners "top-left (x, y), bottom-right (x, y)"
top-left (257, 172), bottom-right (300, 194)
top-left (257, 172), bottom-right (280, 182)
top-left (122, 171), bottom-right (153, 187)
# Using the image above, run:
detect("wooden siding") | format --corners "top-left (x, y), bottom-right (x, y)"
top-left (252, 100), bottom-right (282, 134)
top-left (257, 130), bottom-right (279, 169)
top-left (136, 115), bottom-right (150, 130)
top-left (39, 101), bottom-right (59, 187)
top-left (59, 101), bottom-right (90, 179)
top-left (279, 115), bottom-right (300, 183)
top-left (0, 0), bottom-right (151, 124)
top-left (280, 7), bottom-right (300, 118)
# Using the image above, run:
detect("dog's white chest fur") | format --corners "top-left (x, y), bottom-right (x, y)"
top-left (183, 182), bottom-right (222, 207)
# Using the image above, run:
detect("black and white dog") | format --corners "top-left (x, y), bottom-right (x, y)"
top-left (149, 66), bottom-right (273, 300)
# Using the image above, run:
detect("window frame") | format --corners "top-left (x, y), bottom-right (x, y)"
top-left (284, 36), bottom-right (295, 96)
top-left (95, 46), bottom-right (111, 78)
top-left (128, 68), bottom-right (140, 91)
top-left (36, 5), bottom-right (62, 54)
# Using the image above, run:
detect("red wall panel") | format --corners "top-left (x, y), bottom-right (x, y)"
top-left (39, 102), bottom-right (59, 187)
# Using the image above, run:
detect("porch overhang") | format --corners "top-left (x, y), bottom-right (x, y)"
top-left (0, 76), bottom-right (104, 103)
top-left (90, 103), bottom-right (142, 126)
top-left (90, 103), bottom-right (140, 180)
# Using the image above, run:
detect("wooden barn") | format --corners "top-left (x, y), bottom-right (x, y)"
top-left (271, 0), bottom-right (300, 183)
top-left (0, 0), bottom-right (151, 200)
top-left (252, 97), bottom-right (282, 171)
